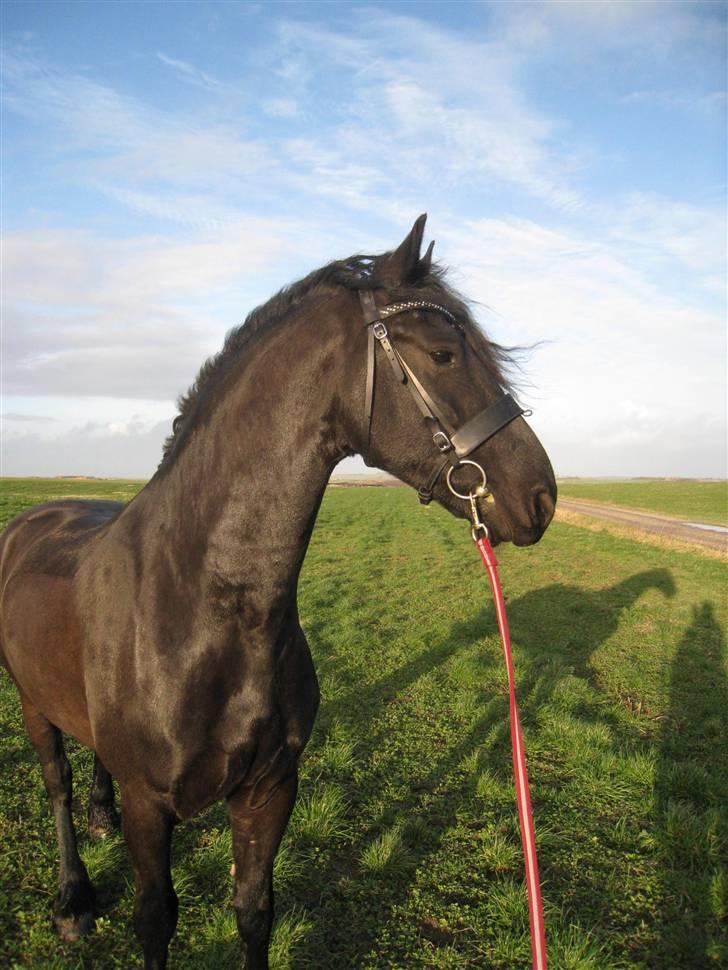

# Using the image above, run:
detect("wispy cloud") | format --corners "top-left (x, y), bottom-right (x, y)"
top-left (606, 193), bottom-right (726, 295)
top-left (156, 52), bottom-right (243, 96)
top-left (269, 13), bottom-right (586, 211)
top-left (2, 48), bottom-right (274, 222)
top-left (1, 412), bottom-right (57, 423)
top-left (1, 18), bottom-right (586, 223)
top-left (620, 89), bottom-right (727, 115)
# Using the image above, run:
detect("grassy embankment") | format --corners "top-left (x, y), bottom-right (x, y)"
top-left (0, 479), bottom-right (726, 968)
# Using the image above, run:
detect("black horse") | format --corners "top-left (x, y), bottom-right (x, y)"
top-left (0, 216), bottom-right (556, 969)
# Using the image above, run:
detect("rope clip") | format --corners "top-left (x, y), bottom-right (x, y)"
top-left (469, 491), bottom-right (489, 543)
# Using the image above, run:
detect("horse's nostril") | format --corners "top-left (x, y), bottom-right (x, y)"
top-left (531, 486), bottom-right (556, 530)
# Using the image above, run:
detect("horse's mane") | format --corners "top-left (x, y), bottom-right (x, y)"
top-left (159, 250), bottom-right (518, 467)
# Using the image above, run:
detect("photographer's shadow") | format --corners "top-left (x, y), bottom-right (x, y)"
top-left (654, 601), bottom-right (727, 968)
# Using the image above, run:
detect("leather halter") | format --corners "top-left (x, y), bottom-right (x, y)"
top-left (359, 290), bottom-right (526, 504)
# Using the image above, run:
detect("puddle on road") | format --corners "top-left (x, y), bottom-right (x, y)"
top-left (682, 522), bottom-right (728, 534)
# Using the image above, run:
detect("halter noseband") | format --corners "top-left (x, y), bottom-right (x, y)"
top-left (359, 290), bottom-right (526, 504)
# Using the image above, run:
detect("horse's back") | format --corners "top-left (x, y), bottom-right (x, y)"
top-left (0, 500), bottom-right (122, 744)
top-left (1, 497), bottom-right (121, 571)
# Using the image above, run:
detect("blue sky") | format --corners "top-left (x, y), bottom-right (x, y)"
top-left (2, 0), bottom-right (726, 478)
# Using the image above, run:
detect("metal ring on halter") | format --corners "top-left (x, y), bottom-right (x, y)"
top-left (446, 460), bottom-right (488, 501)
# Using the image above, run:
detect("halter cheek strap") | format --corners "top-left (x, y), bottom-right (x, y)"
top-left (359, 290), bottom-right (527, 503)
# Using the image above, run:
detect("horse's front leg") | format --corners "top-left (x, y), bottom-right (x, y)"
top-left (120, 788), bottom-right (177, 970)
top-left (228, 771), bottom-right (298, 970)
top-left (88, 753), bottom-right (121, 840)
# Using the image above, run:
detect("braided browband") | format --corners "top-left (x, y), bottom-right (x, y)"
top-left (378, 300), bottom-right (460, 327)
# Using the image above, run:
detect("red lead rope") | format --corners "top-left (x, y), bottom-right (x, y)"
top-left (475, 534), bottom-right (547, 970)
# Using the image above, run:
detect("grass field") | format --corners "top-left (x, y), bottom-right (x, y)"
top-left (557, 480), bottom-right (728, 527)
top-left (0, 480), bottom-right (726, 968)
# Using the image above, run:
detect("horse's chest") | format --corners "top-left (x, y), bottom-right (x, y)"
top-left (171, 716), bottom-right (289, 819)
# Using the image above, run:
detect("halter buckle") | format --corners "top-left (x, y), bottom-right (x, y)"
top-left (432, 430), bottom-right (452, 453)
top-left (372, 322), bottom-right (388, 340)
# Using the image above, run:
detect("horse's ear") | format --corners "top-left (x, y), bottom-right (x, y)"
top-left (377, 213), bottom-right (429, 285)
top-left (419, 239), bottom-right (435, 277)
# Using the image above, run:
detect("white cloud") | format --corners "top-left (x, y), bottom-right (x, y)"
top-left (494, 0), bottom-right (725, 57)
top-left (440, 215), bottom-right (726, 477)
top-left (606, 193), bottom-right (726, 296)
top-left (2, 223), bottom-right (294, 399)
top-left (1, 420), bottom-right (171, 478)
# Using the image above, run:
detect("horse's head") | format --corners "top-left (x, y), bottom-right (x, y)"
top-left (348, 215), bottom-right (556, 546)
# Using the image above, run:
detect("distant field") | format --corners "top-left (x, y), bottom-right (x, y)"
top-left (558, 479), bottom-right (728, 527)
top-left (0, 483), bottom-right (726, 968)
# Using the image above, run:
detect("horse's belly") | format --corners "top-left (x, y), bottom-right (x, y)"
top-left (1, 574), bottom-right (93, 746)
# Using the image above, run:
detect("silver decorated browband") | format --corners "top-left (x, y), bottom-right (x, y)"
top-left (378, 300), bottom-right (460, 327)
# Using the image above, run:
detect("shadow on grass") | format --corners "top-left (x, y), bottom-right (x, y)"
top-left (654, 601), bottom-right (728, 969)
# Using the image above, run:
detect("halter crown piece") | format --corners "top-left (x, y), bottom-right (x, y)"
top-left (359, 290), bottom-right (527, 504)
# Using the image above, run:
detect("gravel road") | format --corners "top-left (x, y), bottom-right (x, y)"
top-left (558, 498), bottom-right (728, 553)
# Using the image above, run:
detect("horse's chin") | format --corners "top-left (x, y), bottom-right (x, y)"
top-left (484, 526), bottom-right (509, 547)
top-left (430, 489), bottom-right (512, 546)
top-left (510, 524), bottom-right (548, 547)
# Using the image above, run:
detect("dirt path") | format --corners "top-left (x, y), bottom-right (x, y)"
top-left (558, 497), bottom-right (728, 554)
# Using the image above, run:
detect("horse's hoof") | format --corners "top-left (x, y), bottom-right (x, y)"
top-left (88, 803), bottom-right (121, 841)
top-left (52, 880), bottom-right (96, 941)
top-left (53, 909), bottom-right (95, 942)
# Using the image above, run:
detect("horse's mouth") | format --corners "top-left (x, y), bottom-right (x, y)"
top-left (479, 494), bottom-right (553, 548)
top-left (476, 501), bottom-right (512, 546)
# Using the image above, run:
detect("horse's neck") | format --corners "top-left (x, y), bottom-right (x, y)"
top-left (130, 300), bottom-right (353, 597)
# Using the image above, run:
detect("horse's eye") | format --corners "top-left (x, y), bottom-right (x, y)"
top-left (430, 350), bottom-right (454, 365)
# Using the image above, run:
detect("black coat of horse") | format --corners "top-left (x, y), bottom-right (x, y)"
top-left (0, 217), bottom-right (556, 968)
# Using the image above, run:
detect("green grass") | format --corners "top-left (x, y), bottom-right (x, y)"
top-left (558, 479), bottom-right (728, 527)
top-left (1, 481), bottom-right (726, 968)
